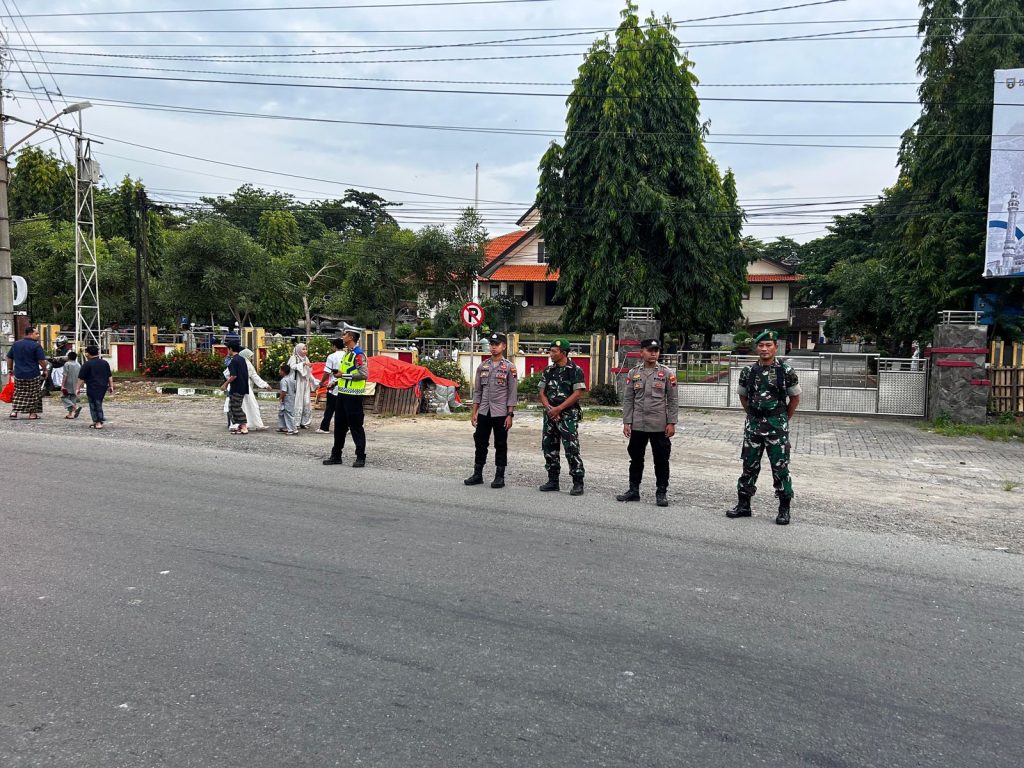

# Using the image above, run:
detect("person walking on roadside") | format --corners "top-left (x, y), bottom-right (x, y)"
top-left (220, 341), bottom-right (250, 435)
top-left (464, 332), bottom-right (518, 489)
top-left (287, 342), bottom-right (317, 430)
top-left (223, 348), bottom-right (272, 431)
top-left (277, 362), bottom-right (298, 435)
top-left (60, 351), bottom-right (83, 419)
top-left (322, 329), bottom-right (369, 467)
top-left (616, 339), bottom-right (679, 507)
top-left (6, 326), bottom-right (47, 420)
top-left (538, 339), bottom-right (587, 496)
top-left (75, 345), bottom-right (114, 429)
top-left (726, 329), bottom-right (801, 525)
top-left (316, 337), bottom-right (345, 434)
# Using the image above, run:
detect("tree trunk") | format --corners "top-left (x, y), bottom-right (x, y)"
top-left (303, 294), bottom-right (312, 336)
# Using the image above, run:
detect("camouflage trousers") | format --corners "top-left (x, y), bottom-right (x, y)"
top-left (737, 416), bottom-right (793, 500)
top-left (543, 413), bottom-right (585, 480)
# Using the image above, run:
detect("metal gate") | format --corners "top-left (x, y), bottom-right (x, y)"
top-left (665, 352), bottom-right (928, 417)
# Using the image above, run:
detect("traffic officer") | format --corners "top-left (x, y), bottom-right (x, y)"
top-left (322, 329), bottom-right (369, 467)
top-left (538, 338), bottom-right (587, 496)
top-left (465, 332), bottom-right (518, 489)
top-left (616, 338), bottom-right (679, 507)
top-left (726, 329), bottom-right (801, 525)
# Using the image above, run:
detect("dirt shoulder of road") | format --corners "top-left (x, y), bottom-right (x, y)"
top-left (3, 384), bottom-right (1022, 554)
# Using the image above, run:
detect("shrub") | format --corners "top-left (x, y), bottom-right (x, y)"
top-left (259, 343), bottom-right (292, 381)
top-left (419, 357), bottom-right (466, 391)
top-left (142, 349), bottom-right (227, 380)
top-left (517, 371), bottom-right (543, 396)
top-left (733, 330), bottom-right (752, 346)
top-left (395, 323), bottom-right (414, 339)
top-left (537, 321), bottom-right (564, 335)
top-left (416, 318), bottom-right (434, 335)
top-left (588, 383), bottom-right (620, 406)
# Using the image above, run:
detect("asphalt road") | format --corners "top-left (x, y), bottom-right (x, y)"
top-left (2, 431), bottom-right (1022, 768)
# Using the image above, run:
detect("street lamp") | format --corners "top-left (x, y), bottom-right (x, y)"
top-left (0, 101), bottom-right (92, 383)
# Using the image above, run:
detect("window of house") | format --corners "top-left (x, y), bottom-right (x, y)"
top-left (761, 286), bottom-right (774, 301)
top-left (490, 284), bottom-right (500, 298)
top-left (537, 241), bottom-right (548, 264)
top-left (742, 288), bottom-right (751, 301)
top-left (544, 282), bottom-right (560, 305)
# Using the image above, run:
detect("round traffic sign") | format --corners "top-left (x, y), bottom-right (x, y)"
top-left (461, 301), bottom-right (485, 329)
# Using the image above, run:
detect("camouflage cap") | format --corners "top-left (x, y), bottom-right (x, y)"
top-left (753, 329), bottom-right (779, 344)
top-left (550, 338), bottom-right (572, 351)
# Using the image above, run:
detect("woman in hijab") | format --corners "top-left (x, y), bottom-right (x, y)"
top-left (224, 348), bottom-right (272, 431)
top-left (287, 342), bottom-right (316, 429)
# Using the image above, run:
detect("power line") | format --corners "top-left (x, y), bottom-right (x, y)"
top-left (29, 58), bottom-right (924, 89)
top-left (4, 0), bottom-right (556, 19)
top-left (11, 88), bottom-right (1022, 144)
top-left (16, 69), bottom-right (1021, 108)
top-left (8, 25), bottom-right (926, 60)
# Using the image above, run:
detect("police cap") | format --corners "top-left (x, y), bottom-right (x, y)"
top-left (487, 332), bottom-right (507, 345)
top-left (640, 338), bottom-right (661, 350)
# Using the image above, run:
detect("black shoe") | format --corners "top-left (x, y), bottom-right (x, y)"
top-left (616, 486), bottom-right (641, 502)
top-left (490, 467), bottom-right (506, 489)
top-left (656, 489), bottom-right (669, 507)
top-left (465, 465), bottom-right (485, 486)
top-left (322, 456), bottom-right (343, 466)
top-left (538, 473), bottom-right (559, 492)
top-left (351, 457), bottom-right (366, 468)
top-left (569, 480), bottom-right (584, 496)
top-left (776, 498), bottom-right (791, 525)
top-left (726, 496), bottom-right (752, 518)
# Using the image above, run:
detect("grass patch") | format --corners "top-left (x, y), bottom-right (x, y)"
top-left (1002, 480), bottom-right (1021, 492)
top-left (927, 414), bottom-right (1024, 441)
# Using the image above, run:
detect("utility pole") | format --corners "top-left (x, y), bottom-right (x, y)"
top-left (0, 64), bottom-right (14, 385)
top-left (133, 186), bottom-right (149, 367)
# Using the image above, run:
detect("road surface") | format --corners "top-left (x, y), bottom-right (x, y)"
top-left (1, 430), bottom-right (1021, 767)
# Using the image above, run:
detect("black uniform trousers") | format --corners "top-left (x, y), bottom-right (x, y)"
top-left (331, 393), bottom-right (366, 459)
top-left (473, 413), bottom-right (509, 467)
top-left (628, 430), bottom-right (672, 489)
top-left (319, 391), bottom-right (338, 431)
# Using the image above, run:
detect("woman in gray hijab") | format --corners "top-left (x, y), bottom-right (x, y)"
top-left (286, 342), bottom-right (316, 429)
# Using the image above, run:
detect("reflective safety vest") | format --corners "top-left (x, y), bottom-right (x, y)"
top-left (337, 348), bottom-right (367, 393)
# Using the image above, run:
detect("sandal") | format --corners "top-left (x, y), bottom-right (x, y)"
top-left (65, 414), bottom-right (74, 419)
top-left (8, 412), bottom-right (17, 419)
top-left (28, 415), bottom-right (39, 420)
top-left (94, 423), bottom-right (104, 430)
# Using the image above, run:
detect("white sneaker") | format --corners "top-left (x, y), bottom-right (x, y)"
top-left (315, 428), bottom-right (330, 434)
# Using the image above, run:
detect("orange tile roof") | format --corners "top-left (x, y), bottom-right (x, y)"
top-left (747, 273), bottom-right (801, 283)
top-left (484, 230), bottom-right (531, 266)
top-left (483, 264), bottom-right (559, 282)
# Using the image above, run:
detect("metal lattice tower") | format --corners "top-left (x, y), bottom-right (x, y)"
top-left (75, 135), bottom-right (101, 351)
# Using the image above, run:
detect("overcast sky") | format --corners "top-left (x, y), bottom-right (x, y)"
top-left (3, 0), bottom-right (924, 242)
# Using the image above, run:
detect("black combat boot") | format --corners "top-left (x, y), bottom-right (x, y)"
top-left (616, 485), bottom-right (641, 502)
top-left (776, 496), bottom-right (791, 526)
top-left (538, 472), bottom-right (560, 492)
top-left (351, 456), bottom-right (366, 468)
top-left (655, 487), bottom-right (669, 507)
top-left (491, 466), bottom-right (506, 489)
top-left (726, 494), bottom-right (752, 518)
top-left (569, 479), bottom-right (584, 496)
top-left (464, 464), bottom-right (485, 486)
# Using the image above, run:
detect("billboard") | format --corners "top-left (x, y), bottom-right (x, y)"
top-left (984, 69), bottom-right (1024, 278)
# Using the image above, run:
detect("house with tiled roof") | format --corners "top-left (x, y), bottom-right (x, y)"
top-left (742, 255), bottom-right (802, 331)
top-left (478, 207), bottom-right (563, 324)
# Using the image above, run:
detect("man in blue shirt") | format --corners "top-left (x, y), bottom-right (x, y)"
top-left (6, 326), bottom-right (47, 420)
top-left (220, 341), bottom-right (250, 435)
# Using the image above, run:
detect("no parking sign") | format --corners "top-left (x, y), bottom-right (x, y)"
top-left (461, 301), bottom-right (484, 329)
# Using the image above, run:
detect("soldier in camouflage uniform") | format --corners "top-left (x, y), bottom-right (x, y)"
top-left (726, 329), bottom-right (802, 525)
top-left (538, 339), bottom-right (587, 496)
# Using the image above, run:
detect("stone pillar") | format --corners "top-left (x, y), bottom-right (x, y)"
top-left (928, 324), bottom-right (989, 423)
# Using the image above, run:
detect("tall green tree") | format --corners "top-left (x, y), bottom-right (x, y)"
top-left (161, 219), bottom-right (271, 327)
top-left (8, 146), bottom-right (74, 222)
top-left (536, 2), bottom-right (746, 332)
